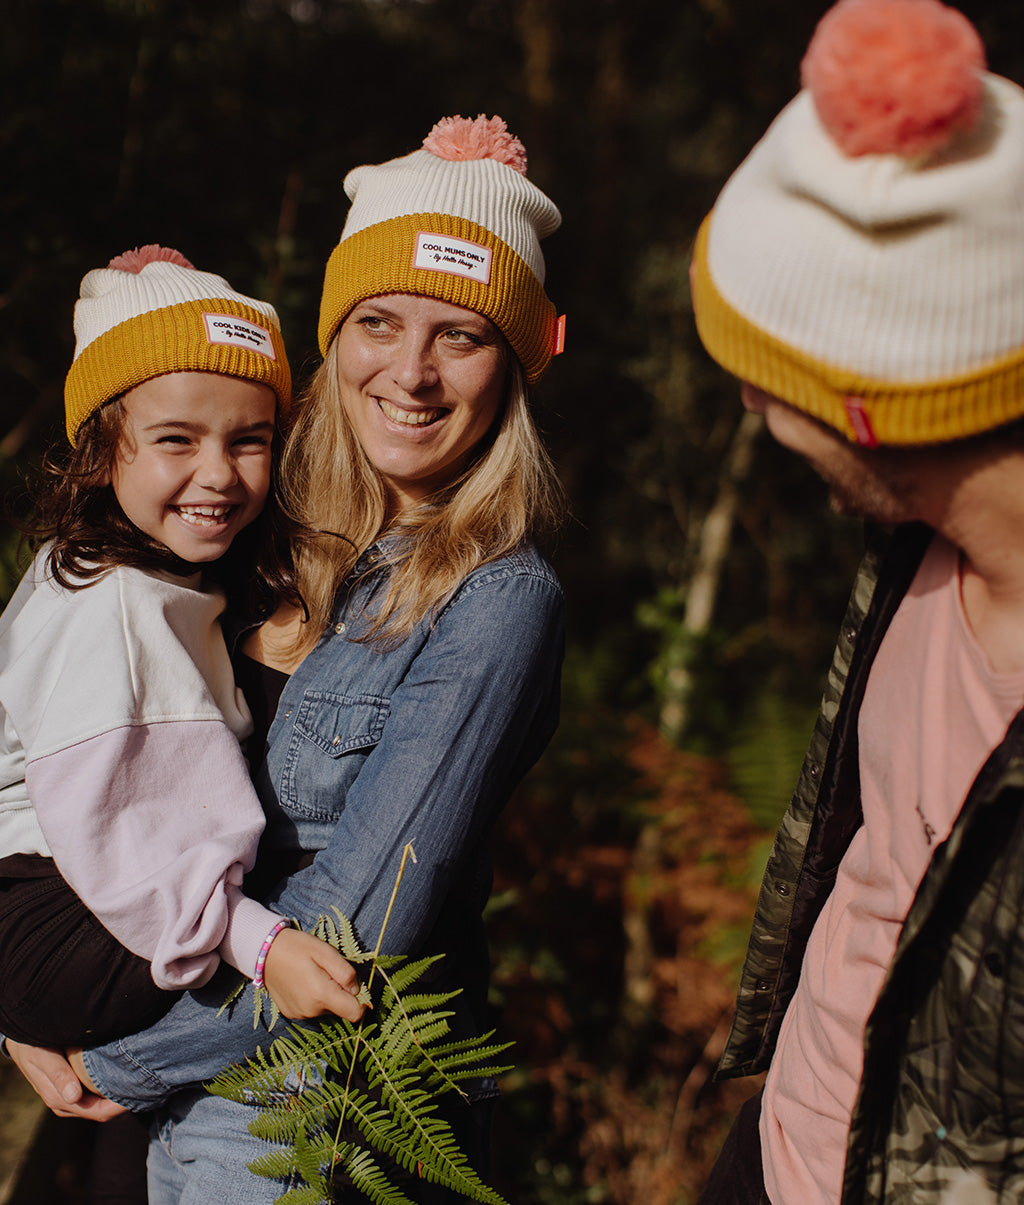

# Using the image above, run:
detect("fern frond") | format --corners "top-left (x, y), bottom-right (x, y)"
top-left (246, 1142), bottom-right (308, 1181)
top-left (211, 904), bottom-right (512, 1204)
top-left (373, 953), bottom-right (447, 996)
top-left (429, 1062), bottom-right (514, 1087)
top-left (271, 1183), bottom-right (331, 1205)
top-left (339, 1147), bottom-right (418, 1205)
top-left (312, 910), bottom-right (379, 967)
top-left (217, 973), bottom-right (248, 1015)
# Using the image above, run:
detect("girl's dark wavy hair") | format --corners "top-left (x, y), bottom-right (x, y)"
top-left (28, 398), bottom-right (301, 619)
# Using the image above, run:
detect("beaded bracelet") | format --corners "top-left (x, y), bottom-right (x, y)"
top-left (252, 918), bottom-right (292, 988)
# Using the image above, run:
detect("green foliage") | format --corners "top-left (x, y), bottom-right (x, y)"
top-left (636, 589), bottom-right (731, 747)
top-left (727, 689), bottom-right (819, 832)
top-left (210, 911), bottom-right (513, 1205)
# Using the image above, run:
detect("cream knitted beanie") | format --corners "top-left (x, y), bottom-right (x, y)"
top-left (65, 245), bottom-right (292, 445)
top-left (318, 115), bottom-right (563, 384)
top-left (692, 0), bottom-right (1024, 446)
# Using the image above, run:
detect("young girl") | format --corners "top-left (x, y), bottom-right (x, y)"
top-left (0, 245), bottom-right (364, 1050)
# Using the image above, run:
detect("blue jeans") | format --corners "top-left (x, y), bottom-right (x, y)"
top-left (147, 1089), bottom-right (279, 1205)
top-left (146, 1085), bottom-right (495, 1204)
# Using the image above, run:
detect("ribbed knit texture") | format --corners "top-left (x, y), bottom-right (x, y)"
top-left (692, 73), bottom-right (1024, 444)
top-left (692, 219), bottom-right (1024, 445)
top-left (319, 142), bottom-right (561, 382)
top-left (64, 258), bottom-right (291, 444)
top-left (319, 214), bottom-right (556, 383)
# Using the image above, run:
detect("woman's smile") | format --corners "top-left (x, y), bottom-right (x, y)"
top-left (375, 396), bottom-right (449, 428)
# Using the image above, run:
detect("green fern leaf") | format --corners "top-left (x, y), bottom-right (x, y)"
top-left (339, 1147), bottom-right (418, 1205)
top-left (209, 909), bottom-right (512, 1204)
top-left (271, 1183), bottom-right (331, 1205)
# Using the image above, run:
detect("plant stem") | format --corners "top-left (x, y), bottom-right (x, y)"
top-left (327, 842), bottom-right (419, 1182)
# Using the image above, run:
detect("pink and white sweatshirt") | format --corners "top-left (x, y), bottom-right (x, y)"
top-left (0, 551), bottom-right (283, 990)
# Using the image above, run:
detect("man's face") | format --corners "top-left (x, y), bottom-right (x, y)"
top-left (741, 384), bottom-right (920, 525)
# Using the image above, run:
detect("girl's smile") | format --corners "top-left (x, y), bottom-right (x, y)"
top-left (110, 372), bottom-right (276, 565)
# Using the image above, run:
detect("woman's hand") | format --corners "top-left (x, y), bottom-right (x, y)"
top-left (5, 1040), bottom-right (127, 1121)
top-left (261, 928), bottom-right (366, 1022)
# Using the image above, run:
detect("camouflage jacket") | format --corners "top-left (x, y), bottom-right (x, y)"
top-left (717, 522), bottom-right (1024, 1203)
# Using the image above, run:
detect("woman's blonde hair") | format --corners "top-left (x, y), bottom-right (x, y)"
top-left (281, 337), bottom-right (564, 649)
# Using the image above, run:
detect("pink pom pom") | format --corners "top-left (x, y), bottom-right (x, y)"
top-left (106, 245), bottom-right (195, 273)
top-left (422, 114), bottom-right (528, 175)
top-left (801, 0), bottom-right (986, 157)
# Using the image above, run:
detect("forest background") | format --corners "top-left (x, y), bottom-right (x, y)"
top-left (1, 1), bottom-right (1022, 1202)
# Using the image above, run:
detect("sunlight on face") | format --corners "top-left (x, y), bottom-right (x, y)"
top-left (334, 294), bottom-right (507, 514)
top-left (110, 372), bottom-right (276, 565)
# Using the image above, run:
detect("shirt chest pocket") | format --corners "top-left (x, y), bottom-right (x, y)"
top-left (278, 691), bottom-right (390, 821)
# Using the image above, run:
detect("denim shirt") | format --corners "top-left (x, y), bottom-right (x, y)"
top-left (80, 541), bottom-right (564, 1111)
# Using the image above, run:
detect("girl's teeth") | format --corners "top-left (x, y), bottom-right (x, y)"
top-left (378, 399), bottom-right (443, 426)
top-left (177, 506), bottom-right (231, 527)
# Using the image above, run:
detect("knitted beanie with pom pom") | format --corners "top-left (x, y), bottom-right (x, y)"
top-left (318, 115), bottom-right (562, 384)
top-left (64, 246), bottom-right (291, 445)
top-left (691, 0), bottom-right (1024, 446)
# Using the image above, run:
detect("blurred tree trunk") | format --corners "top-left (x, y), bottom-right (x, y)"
top-left (659, 409), bottom-right (763, 741)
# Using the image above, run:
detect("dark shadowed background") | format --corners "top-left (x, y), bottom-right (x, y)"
top-left (2, 2), bottom-right (1022, 1200)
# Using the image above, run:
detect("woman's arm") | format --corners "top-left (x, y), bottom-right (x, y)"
top-left (78, 566), bottom-right (564, 1112)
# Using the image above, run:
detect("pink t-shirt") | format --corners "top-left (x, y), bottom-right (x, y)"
top-left (760, 535), bottom-right (1024, 1204)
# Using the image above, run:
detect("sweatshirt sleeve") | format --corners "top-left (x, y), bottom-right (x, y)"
top-left (4, 563), bottom-right (281, 989)
top-left (26, 721), bottom-right (282, 987)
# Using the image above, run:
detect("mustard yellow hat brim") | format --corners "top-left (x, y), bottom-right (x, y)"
top-left (692, 216), bottom-right (1024, 446)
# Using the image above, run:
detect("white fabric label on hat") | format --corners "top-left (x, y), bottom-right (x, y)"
top-left (413, 232), bottom-right (492, 285)
top-left (203, 313), bottom-right (277, 359)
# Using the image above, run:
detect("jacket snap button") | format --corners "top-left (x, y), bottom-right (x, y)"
top-left (332, 735), bottom-right (341, 746)
top-left (776, 881), bottom-right (790, 897)
top-left (335, 622), bottom-right (346, 634)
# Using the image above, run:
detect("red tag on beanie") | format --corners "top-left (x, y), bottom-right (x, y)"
top-left (844, 396), bottom-right (879, 447)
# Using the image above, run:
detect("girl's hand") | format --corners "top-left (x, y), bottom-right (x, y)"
top-left (261, 928), bottom-right (365, 1022)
